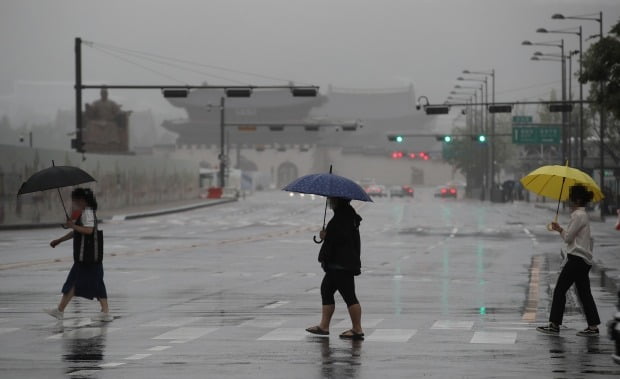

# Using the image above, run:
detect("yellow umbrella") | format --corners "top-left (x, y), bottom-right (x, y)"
top-left (520, 163), bottom-right (604, 229)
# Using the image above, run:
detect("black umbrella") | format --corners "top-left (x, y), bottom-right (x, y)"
top-left (17, 161), bottom-right (96, 218)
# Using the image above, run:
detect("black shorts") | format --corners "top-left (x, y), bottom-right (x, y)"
top-left (320, 270), bottom-right (359, 307)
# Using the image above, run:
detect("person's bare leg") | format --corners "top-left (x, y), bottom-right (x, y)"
top-left (58, 287), bottom-right (75, 312)
top-left (347, 304), bottom-right (363, 334)
top-left (98, 298), bottom-right (109, 313)
top-left (319, 304), bottom-right (335, 330)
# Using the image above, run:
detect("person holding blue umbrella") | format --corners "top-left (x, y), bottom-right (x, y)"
top-left (283, 166), bottom-right (370, 340)
top-left (305, 197), bottom-right (364, 340)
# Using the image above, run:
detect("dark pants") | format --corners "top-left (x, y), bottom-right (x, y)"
top-left (320, 271), bottom-right (359, 307)
top-left (550, 255), bottom-right (600, 326)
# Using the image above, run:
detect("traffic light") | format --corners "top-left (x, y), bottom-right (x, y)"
top-left (388, 135), bottom-right (404, 143)
top-left (488, 104), bottom-right (513, 114)
top-left (548, 103), bottom-right (573, 113)
top-left (436, 135), bottom-right (452, 143)
top-left (424, 106), bottom-right (450, 115)
top-left (477, 135), bottom-right (487, 143)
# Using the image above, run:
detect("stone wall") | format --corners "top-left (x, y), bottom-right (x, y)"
top-left (0, 145), bottom-right (199, 225)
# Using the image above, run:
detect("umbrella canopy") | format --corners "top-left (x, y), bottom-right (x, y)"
top-left (283, 172), bottom-right (373, 202)
top-left (520, 164), bottom-right (603, 202)
top-left (18, 165), bottom-right (96, 195)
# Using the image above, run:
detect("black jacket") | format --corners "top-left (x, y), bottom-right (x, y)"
top-left (318, 203), bottom-right (362, 275)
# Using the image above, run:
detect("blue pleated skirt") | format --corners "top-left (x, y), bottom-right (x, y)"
top-left (61, 263), bottom-right (108, 300)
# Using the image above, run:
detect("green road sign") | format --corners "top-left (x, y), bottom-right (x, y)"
top-left (512, 125), bottom-right (561, 144)
top-left (512, 115), bottom-right (533, 124)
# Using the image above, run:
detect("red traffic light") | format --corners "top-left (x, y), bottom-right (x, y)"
top-left (391, 151), bottom-right (404, 159)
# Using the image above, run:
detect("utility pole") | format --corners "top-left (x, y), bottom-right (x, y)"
top-left (219, 97), bottom-right (226, 188)
top-left (73, 37), bottom-right (84, 153)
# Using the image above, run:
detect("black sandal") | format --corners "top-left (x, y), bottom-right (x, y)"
top-left (339, 329), bottom-right (364, 340)
top-left (306, 326), bottom-right (329, 335)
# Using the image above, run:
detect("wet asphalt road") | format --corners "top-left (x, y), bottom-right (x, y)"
top-left (1, 189), bottom-right (619, 378)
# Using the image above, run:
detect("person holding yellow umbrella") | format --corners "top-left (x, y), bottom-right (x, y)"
top-left (521, 164), bottom-right (603, 337)
top-left (536, 184), bottom-right (601, 336)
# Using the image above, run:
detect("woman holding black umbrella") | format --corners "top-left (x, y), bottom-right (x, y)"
top-left (306, 197), bottom-right (364, 340)
top-left (44, 188), bottom-right (112, 322)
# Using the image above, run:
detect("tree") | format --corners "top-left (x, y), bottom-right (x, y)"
top-left (579, 18), bottom-right (620, 119)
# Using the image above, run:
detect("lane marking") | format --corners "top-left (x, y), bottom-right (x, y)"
top-left (0, 327), bottom-right (19, 335)
top-left (0, 224), bottom-right (318, 271)
top-left (334, 318), bottom-right (384, 328)
top-left (270, 272), bottom-right (286, 278)
top-left (99, 362), bottom-right (126, 368)
top-left (522, 255), bottom-right (543, 322)
top-left (258, 328), bottom-right (310, 341)
top-left (148, 345), bottom-right (172, 351)
top-left (239, 318), bottom-right (287, 328)
top-left (132, 275), bottom-right (160, 283)
top-left (152, 327), bottom-right (217, 341)
top-left (431, 320), bottom-right (474, 330)
top-left (263, 301), bottom-right (289, 309)
top-left (366, 329), bottom-right (417, 342)
top-left (142, 317), bottom-right (201, 327)
top-left (125, 353), bottom-right (152, 360)
top-left (523, 228), bottom-right (539, 246)
top-left (470, 331), bottom-right (517, 344)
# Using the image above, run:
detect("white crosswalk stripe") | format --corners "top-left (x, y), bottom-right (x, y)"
top-left (470, 331), bottom-right (517, 344)
top-left (365, 329), bottom-right (417, 342)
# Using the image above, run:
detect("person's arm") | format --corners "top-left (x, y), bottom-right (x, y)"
top-left (64, 218), bottom-right (94, 235)
top-left (51, 231), bottom-right (74, 248)
top-left (559, 213), bottom-right (586, 244)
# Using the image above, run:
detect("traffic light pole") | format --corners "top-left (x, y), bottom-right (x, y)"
top-left (74, 37), bottom-right (83, 153)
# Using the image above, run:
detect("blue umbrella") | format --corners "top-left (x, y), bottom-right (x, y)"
top-left (282, 165), bottom-right (372, 243)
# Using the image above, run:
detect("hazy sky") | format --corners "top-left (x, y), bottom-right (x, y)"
top-left (1, 0), bottom-right (619, 120)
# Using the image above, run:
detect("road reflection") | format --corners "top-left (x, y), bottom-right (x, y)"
top-left (59, 322), bottom-right (108, 376)
top-left (315, 337), bottom-right (362, 378)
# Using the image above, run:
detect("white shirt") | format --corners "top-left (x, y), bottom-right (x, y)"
top-left (560, 207), bottom-right (593, 265)
top-left (81, 208), bottom-right (96, 228)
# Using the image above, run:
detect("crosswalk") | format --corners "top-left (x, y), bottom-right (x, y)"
top-left (1, 315), bottom-right (533, 345)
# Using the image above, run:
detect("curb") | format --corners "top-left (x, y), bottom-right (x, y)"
top-left (110, 198), bottom-right (236, 221)
top-left (0, 198), bottom-right (237, 231)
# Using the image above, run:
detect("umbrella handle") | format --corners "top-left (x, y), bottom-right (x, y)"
top-left (313, 235), bottom-right (324, 244)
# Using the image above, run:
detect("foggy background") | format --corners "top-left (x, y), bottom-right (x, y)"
top-left (1, 0), bottom-right (619, 147)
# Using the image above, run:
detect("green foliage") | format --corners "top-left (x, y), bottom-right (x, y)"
top-left (579, 18), bottom-right (620, 119)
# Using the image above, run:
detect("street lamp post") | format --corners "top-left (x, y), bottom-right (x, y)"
top-left (538, 26), bottom-right (583, 167)
top-left (219, 97), bottom-right (226, 188)
top-left (552, 12), bottom-right (605, 219)
top-left (463, 69), bottom-right (494, 198)
top-left (523, 40), bottom-right (566, 164)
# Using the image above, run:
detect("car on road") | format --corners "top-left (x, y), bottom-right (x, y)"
top-left (366, 184), bottom-right (387, 197)
top-left (389, 185), bottom-right (414, 198)
top-left (434, 185), bottom-right (457, 198)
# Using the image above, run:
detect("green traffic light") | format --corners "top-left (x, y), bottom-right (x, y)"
top-left (396, 136), bottom-right (404, 143)
top-left (478, 135), bottom-right (487, 142)
top-left (443, 135), bottom-right (452, 143)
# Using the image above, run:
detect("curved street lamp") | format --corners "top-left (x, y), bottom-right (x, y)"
top-left (552, 12), bottom-right (605, 219)
top-left (523, 38), bottom-right (567, 164)
top-left (462, 69), bottom-right (495, 196)
top-left (537, 26), bottom-right (583, 168)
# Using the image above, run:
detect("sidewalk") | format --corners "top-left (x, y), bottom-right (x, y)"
top-left (0, 197), bottom-right (237, 230)
top-left (528, 200), bottom-right (620, 293)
